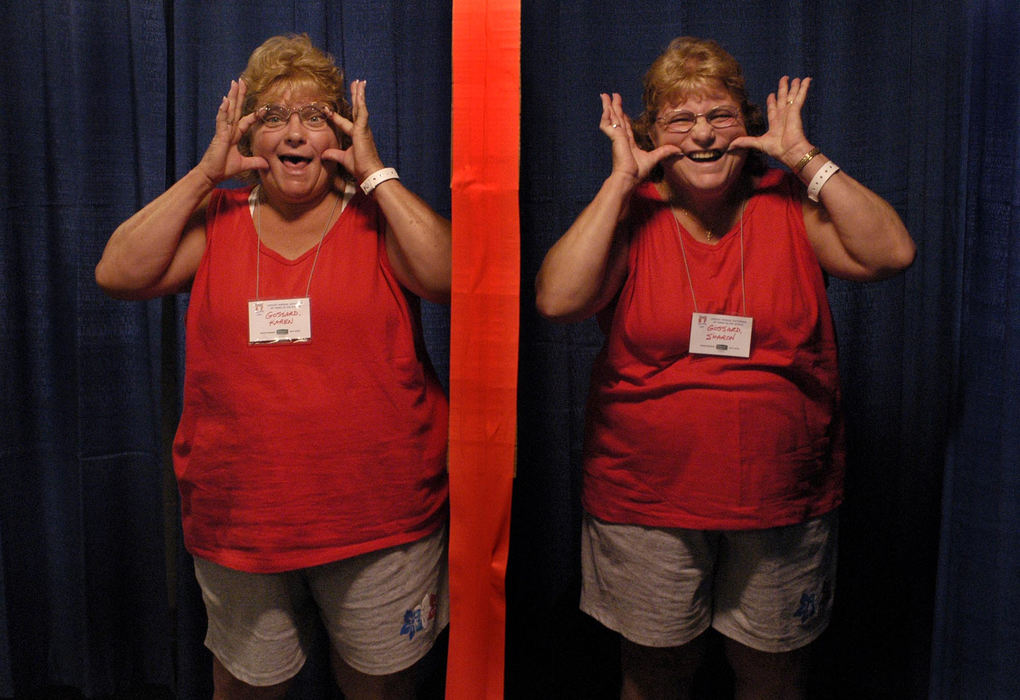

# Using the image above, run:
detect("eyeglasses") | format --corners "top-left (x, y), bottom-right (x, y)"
top-left (255, 102), bottom-right (333, 130)
top-left (656, 107), bottom-right (741, 134)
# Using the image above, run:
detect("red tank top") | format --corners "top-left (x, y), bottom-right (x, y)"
top-left (174, 186), bottom-right (449, 572)
top-left (583, 170), bottom-right (844, 530)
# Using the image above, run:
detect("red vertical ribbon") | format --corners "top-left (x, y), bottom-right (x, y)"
top-left (447, 1), bottom-right (520, 699)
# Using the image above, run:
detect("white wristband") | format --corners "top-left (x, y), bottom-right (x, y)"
top-left (807, 160), bottom-right (840, 202)
top-left (360, 167), bottom-right (399, 195)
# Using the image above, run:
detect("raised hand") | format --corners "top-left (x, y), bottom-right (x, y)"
top-left (600, 92), bottom-right (681, 182)
top-left (730, 76), bottom-right (813, 167)
top-left (322, 79), bottom-right (385, 182)
top-left (195, 79), bottom-right (268, 185)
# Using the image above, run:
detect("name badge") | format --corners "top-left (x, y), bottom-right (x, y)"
top-left (689, 312), bottom-right (753, 358)
top-left (248, 297), bottom-right (312, 344)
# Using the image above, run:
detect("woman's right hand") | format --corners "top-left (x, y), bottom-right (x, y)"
top-left (536, 94), bottom-right (665, 321)
top-left (96, 80), bottom-right (266, 299)
top-left (195, 79), bottom-right (268, 185)
top-left (599, 92), bottom-right (680, 183)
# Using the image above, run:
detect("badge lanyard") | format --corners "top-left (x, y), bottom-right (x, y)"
top-left (247, 187), bottom-right (340, 345)
top-left (671, 200), bottom-right (754, 358)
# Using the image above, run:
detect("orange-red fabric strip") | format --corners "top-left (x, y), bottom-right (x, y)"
top-left (447, 2), bottom-right (520, 699)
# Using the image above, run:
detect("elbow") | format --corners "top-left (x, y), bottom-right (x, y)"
top-left (535, 293), bottom-right (562, 321)
top-left (864, 235), bottom-right (917, 281)
top-left (535, 284), bottom-right (588, 324)
top-left (896, 236), bottom-right (917, 271)
top-left (94, 258), bottom-right (155, 300)
top-left (880, 230), bottom-right (917, 277)
top-left (421, 266), bottom-right (452, 305)
top-left (408, 268), bottom-right (451, 305)
top-left (857, 220), bottom-right (917, 281)
top-left (94, 259), bottom-right (125, 298)
top-left (422, 286), bottom-right (451, 305)
top-left (534, 278), bottom-right (562, 320)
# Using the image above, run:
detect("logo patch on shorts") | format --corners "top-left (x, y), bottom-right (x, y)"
top-left (400, 593), bottom-right (438, 641)
top-left (794, 591), bottom-right (818, 624)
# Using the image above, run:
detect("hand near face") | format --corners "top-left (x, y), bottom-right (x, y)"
top-left (195, 79), bottom-right (268, 185)
top-left (322, 79), bottom-right (385, 183)
top-left (729, 76), bottom-right (812, 165)
top-left (600, 92), bottom-right (682, 182)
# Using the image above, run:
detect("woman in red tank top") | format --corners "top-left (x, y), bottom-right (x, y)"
top-left (97, 34), bottom-right (450, 700)
top-left (537, 36), bottom-right (915, 699)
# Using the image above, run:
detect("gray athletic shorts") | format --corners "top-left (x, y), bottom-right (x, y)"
top-left (580, 512), bottom-right (837, 653)
top-left (192, 524), bottom-right (449, 686)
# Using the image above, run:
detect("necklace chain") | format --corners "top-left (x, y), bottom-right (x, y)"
top-left (254, 187), bottom-right (340, 301)
top-left (669, 199), bottom-right (748, 316)
top-left (676, 206), bottom-right (713, 242)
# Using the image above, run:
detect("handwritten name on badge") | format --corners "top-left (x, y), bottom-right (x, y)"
top-left (689, 313), bottom-right (753, 358)
top-left (249, 297), bottom-right (312, 344)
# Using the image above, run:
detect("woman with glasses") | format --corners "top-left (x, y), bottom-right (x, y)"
top-left (96, 34), bottom-right (449, 699)
top-left (537, 37), bottom-right (914, 699)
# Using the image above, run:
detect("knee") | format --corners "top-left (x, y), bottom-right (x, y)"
top-left (331, 648), bottom-right (417, 700)
top-left (724, 639), bottom-right (809, 692)
top-left (212, 655), bottom-right (291, 700)
top-left (620, 635), bottom-right (706, 693)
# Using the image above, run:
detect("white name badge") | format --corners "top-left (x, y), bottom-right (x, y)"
top-left (248, 297), bottom-right (312, 344)
top-left (689, 312), bottom-right (753, 358)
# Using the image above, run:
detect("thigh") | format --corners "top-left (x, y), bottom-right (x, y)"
top-left (580, 514), bottom-right (717, 648)
top-left (712, 511), bottom-right (838, 653)
top-left (308, 524), bottom-right (449, 676)
top-left (192, 557), bottom-right (314, 687)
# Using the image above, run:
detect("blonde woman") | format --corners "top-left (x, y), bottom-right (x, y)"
top-left (537, 37), bottom-right (914, 699)
top-left (97, 34), bottom-right (450, 699)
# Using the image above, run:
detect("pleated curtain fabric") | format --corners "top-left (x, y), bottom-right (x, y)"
top-left (930, 2), bottom-right (1020, 698)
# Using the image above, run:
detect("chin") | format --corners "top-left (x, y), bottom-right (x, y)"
top-left (269, 174), bottom-right (328, 196)
top-left (678, 163), bottom-right (744, 192)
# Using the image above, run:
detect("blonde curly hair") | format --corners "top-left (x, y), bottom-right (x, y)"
top-left (238, 33), bottom-right (352, 157)
top-left (633, 37), bottom-right (766, 177)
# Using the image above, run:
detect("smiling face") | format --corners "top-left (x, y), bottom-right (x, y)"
top-left (650, 84), bottom-right (748, 204)
top-left (250, 81), bottom-right (341, 206)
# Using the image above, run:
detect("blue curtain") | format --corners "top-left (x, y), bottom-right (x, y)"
top-left (2, 0), bottom-right (1017, 698)
top-left (930, 2), bottom-right (1020, 698)
top-left (0, 0), bottom-right (173, 696)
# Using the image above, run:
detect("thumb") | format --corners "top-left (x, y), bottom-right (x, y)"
top-left (649, 144), bottom-right (684, 163)
top-left (321, 147), bottom-right (347, 164)
top-left (240, 155), bottom-right (270, 173)
top-left (728, 135), bottom-right (763, 152)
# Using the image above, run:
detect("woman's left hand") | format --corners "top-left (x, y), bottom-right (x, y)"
top-left (322, 79), bottom-right (385, 182)
top-left (322, 79), bottom-right (450, 302)
top-left (730, 76), bottom-right (814, 169)
top-left (735, 77), bottom-right (915, 281)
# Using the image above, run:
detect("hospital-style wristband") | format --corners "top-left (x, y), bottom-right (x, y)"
top-left (807, 160), bottom-right (840, 202)
top-left (360, 167), bottom-right (399, 195)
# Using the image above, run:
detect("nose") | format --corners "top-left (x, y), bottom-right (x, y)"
top-left (284, 115), bottom-right (308, 143)
top-left (687, 119), bottom-right (719, 148)
top-left (688, 114), bottom-right (716, 140)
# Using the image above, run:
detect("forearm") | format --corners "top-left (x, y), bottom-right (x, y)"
top-left (535, 171), bottom-right (637, 321)
top-left (95, 167), bottom-right (214, 299)
top-left (374, 179), bottom-right (452, 304)
top-left (788, 144), bottom-right (916, 280)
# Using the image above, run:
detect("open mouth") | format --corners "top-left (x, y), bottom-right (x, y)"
top-left (279, 154), bottom-right (312, 167)
top-left (685, 150), bottom-right (725, 163)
